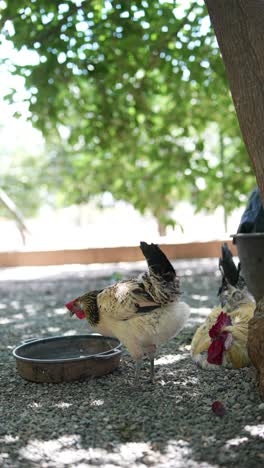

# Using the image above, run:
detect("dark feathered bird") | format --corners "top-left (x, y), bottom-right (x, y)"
top-left (65, 241), bottom-right (190, 384)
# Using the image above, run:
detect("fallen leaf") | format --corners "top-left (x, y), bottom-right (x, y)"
top-left (212, 400), bottom-right (226, 417)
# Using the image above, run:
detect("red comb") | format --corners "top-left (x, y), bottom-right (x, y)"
top-left (209, 311), bottom-right (232, 339)
top-left (65, 300), bottom-right (86, 319)
top-left (65, 300), bottom-right (75, 311)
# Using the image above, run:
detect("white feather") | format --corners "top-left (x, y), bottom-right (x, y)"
top-left (92, 300), bottom-right (190, 360)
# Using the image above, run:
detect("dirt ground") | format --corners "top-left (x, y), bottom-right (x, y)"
top-left (0, 260), bottom-right (263, 467)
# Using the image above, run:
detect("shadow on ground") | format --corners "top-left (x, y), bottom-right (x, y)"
top-left (0, 261), bottom-right (263, 467)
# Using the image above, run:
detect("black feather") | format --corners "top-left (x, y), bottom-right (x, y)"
top-left (219, 243), bottom-right (239, 286)
top-left (140, 241), bottom-right (175, 279)
top-left (135, 304), bottom-right (160, 314)
top-left (217, 243), bottom-right (247, 298)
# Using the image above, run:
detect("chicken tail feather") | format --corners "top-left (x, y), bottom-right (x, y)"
top-left (219, 243), bottom-right (239, 287)
top-left (140, 241), bottom-right (175, 278)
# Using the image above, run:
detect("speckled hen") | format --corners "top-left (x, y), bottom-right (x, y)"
top-left (65, 241), bottom-right (190, 384)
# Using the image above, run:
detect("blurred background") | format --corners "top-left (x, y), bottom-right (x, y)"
top-left (0, 1), bottom-right (255, 253)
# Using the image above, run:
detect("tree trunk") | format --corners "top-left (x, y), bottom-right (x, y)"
top-left (205, 0), bottom-right (264, 205)
top-left (157, 220), bottom-right (167, 237)
top-left (0, 188), bottom-right (28, 244)
top-left (219, 130), bottom-right (228, 232)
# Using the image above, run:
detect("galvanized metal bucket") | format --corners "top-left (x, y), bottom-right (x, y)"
top-left (13, 334), bottom-right (122, 383)
top-left (232, 233), bottom-right (264, 301)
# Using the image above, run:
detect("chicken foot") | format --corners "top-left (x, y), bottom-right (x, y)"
top-left (134, 345), bottom-right (156, 385)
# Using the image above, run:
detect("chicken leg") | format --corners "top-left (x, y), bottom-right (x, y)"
top-left (149, 354), bottom-right (155, 383)
top-left (134, 345), bottom-right (156, 385)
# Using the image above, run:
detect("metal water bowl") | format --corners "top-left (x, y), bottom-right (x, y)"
top-left (13, 334), bottom-right (122, 383)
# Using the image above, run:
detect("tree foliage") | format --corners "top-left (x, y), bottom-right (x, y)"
top-left (0, 122), bottom-right (44, 219)
top-left (0, 0), bottom-right (255, 228)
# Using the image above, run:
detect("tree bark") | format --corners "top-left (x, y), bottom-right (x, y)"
top-left (205, 0), bottom-right (264, 205)
top-left (157, 220), bottom-right (167, 237)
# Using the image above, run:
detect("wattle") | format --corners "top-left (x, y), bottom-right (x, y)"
top-left (207, 338), bottom-right (225, 365)
top-left (75, 310), bottom-right (86, 319)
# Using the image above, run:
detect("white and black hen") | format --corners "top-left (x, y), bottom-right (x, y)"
top-left (66, 241), bottom-right (190, 384)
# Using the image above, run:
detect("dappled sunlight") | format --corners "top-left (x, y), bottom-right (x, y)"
top-left (14, 322), bottom-right (36, 330)
top-left (12, 313), bottom-right (24, 320)
top-left (191, 307), bottom-right (211, 317)
top-left (28, 402), bottom-right (42, 409)
top-left (0, 305), bottom-right (38, 325)
top-left (1, 262), bottom-right (263, 467)
top-left (63, 329), bottom-right (80, 336)
top-left (191, 294), bottom-right (209, 302)
top-left (155, 353), bottom-right (187, 366)
top-left (163, 439), bottom-right (191, 463)
top-left (244, 424), bottom-right (264, 438)
top-left (54, 402), bottom-right (73, 409)
top-left (47, 326), bottom-right (61, 334)
top-left (54, 307), bottom-right (68, 315)
top-left (24, 304), bottom-right (37, 315)
top-left (18, 437), bottom-right (194, 467)
top-left (187, 307), bottom-right (211, 327)
top-left (19, 435), bottom-right (82, 465)
top-left (178, 375), bottom-right (199, 387)
top-left (0, 317), bottom-right (13, 325)
top-left (225, 436), bottom-right (249, 448)
top-left (90, 399), bottom-right (105, 407)
top-left (2, 435), bottom-right (19, 444)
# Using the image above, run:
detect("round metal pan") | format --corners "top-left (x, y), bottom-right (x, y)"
top-left (13, 334), bottom-right (122, 383)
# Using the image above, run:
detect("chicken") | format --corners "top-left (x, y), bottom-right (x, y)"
top-left (65, 241), bottom-right (190, 384)
top-left (191, 243), bottom-right (255, 369)
top-left (248, 297), bottom-right (264, 399)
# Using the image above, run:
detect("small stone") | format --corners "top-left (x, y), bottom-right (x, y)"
top-left (233, 403), bottom-right (241, 410)
top-left (142, 455), bottom-right (156, 465)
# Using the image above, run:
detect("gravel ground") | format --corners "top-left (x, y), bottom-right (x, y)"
top-left (0, 259), bottom-right (264, 468)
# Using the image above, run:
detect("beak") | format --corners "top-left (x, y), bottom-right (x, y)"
top-left (65, 300), bottom-right (76, 317)
top-left (65, 299), bottom-right (86, 319)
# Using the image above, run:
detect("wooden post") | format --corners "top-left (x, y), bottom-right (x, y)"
top-left (205, 0), bottom-right (264, 204)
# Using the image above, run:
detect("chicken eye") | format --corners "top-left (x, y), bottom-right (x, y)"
top-left (232, 291), bottom-right (243, 301)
